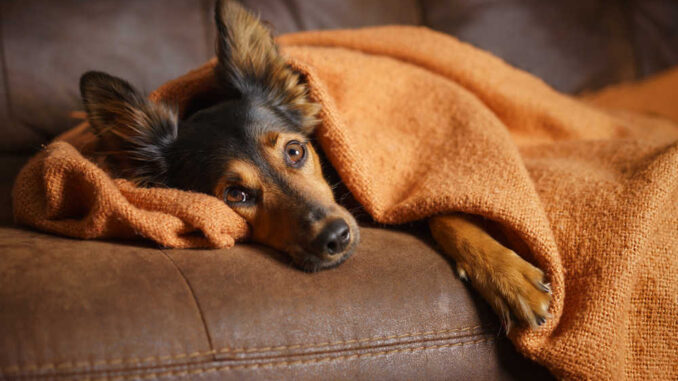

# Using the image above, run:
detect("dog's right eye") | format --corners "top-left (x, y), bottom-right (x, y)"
top-left (224, 187), bottom-right (250, 204)
top-left (284, 140), bottom-right (307, 168)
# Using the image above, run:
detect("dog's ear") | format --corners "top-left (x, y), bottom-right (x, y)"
top-left (214, 0), bottom-right (320, 133)
top-left (79, 71), bottom-right (177, 186)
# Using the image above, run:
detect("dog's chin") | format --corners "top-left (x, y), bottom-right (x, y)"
top-left (299, 251), bottom-right (352, 273)
top-left (292, 237), bottom-right (359, 273)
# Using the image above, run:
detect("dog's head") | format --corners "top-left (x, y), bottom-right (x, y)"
top-left (79, 0), bottom-right (359, 271)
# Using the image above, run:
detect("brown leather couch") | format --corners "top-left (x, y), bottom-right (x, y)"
top-left (2, 1), bottom-right (676, 379)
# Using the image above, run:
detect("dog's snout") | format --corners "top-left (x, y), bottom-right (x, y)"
top-left (315, 219), bottom-right (350, 256)
top-left (305, 206), bottom-right (327, 224)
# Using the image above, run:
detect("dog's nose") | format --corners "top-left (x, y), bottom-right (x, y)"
top-left (316, 219), bottom-right (351, 256)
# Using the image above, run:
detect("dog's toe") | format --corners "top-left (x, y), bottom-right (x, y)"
top-left (472, 249), bottom-right (552, 330)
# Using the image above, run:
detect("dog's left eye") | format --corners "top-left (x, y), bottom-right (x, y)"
top-left (224, 187), bottom-right (250, 204)
top-left (284, 140), bottom-right (307, 168)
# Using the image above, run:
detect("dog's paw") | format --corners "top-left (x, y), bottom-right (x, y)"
top-left (458, 249), bottom-right (551, 331)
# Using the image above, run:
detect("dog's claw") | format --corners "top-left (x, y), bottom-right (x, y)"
top-left (468, 249), bottom-right (552, 330)
top-left (538, 282), bottom-right (551, 294)
top-left (457, 267), bottom-right (468, 281)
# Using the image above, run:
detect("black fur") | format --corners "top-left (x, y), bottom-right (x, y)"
top-left (79, 71), bottom-right (178, 186)
top-left (79, 0), bottom-right (317, 191)
top-left (163, 98), bottom-right (301, 194)
top-left (77, 0), bottom-right (360, 271)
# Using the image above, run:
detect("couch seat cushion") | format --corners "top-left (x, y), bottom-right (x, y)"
top-left (0, 224), bottom-right (550, 380)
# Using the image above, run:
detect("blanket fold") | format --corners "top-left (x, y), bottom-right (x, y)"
top-left (12, 26), bottom-right (678, 379)
top-left (13, 140), bottom-right (248, 248)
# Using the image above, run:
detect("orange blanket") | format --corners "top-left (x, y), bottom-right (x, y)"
top-left (12, 27), bottom-right (678, 379)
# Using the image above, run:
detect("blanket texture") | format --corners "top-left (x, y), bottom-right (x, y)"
top-left (12, 27), bottom-right (678, 379)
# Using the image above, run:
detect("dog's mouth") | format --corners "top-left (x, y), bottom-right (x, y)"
top-left (288, 224), bottom-right (360, 273)
top-left (301, 238), bottom-right (358, 272)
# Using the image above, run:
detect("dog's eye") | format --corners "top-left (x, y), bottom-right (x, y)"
top-left (224, 187), bottom-right (249, 204)
top-left (284, 140), bottom-right (307, 168)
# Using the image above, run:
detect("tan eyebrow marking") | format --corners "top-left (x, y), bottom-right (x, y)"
top-left (262, 131), bottom-right (279, 148)
top-left (224, 172), bottom-right (242, 183)
top-left (214, 159), bottom-right (262, 198)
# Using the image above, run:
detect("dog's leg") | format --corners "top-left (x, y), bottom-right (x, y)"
top-left (429, 214), bottom-right (551, 330)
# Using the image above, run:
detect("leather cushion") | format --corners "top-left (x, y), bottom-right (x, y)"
top-left (0, 225), bottom-right (551, 379)
top-left (0, 0), bottom-right (214, 153)
top-left (420, 0), bottom-right (678, 93)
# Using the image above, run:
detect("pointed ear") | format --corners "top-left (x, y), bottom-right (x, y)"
top-left (79, 71), bottom-right (178, 185)
top-left (214, 0), bottom-right (320, 133)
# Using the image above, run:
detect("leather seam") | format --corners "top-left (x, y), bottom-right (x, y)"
top-left (0, 325), bottom-right (487, 373)
top-left (157, 249), bottom-right (216, 360)
top-left (0, 9), bottom-right (15, 128)
top-left (91, 337), bottom-right (496, 381)
top-left (220, 324), bottom-right (485, 353)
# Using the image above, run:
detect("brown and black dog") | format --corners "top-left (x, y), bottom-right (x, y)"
top-left (79, 0), bottom-right (551, 329)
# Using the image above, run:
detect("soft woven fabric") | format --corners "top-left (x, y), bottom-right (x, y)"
top-left (12, 139), bottom-right (248, 248)
top-left (12, 27), bottom-right (678, 379)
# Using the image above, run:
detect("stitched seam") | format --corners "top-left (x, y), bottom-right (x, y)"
top-left (158, 249), bottom-right (216, 359)
top-left (219, 325), bottom-right (484, 353)
top-left (1, 325), bottom-right (486, 373)
top-left (90, 337), bottom-right (495, 381)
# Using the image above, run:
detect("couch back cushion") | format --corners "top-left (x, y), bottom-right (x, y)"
top-left (1, 0), bottom-right (676, 153)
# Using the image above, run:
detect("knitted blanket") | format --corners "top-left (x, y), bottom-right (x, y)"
top-left (12, 27), bottom-right (678, 379)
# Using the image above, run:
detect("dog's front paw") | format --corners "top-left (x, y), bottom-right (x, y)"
top-left (458, 249), bottom-right (551, 331)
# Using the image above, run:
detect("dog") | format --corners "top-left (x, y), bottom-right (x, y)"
top-left (79, 0), bottom-right (551, 329)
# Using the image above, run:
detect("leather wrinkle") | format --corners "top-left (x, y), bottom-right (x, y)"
top-left (0, 14), bottom-right (15, 130)
top-left (158, 248), bottom-right (217, 361)
top-left (1, 325), bottom-right (492, 374)
top-left (88, 337), bottom-right (497, 381)
top-left (414, 0), bottom-right (425, 26)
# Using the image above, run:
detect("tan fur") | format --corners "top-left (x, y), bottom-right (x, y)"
top-left (213, 133), bottom-right (349, 264)
top-left (258, 132), bottom-right (331, 200)
top-left (429, 214), bottom-right (551, 330)
top-left (262, 131), bottom-right (279, 148)
top-left (214, 160), bottom-right (262, 221)
top-left (216, 0), bottom-right (321, 132)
